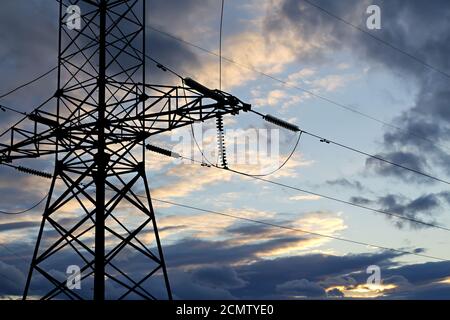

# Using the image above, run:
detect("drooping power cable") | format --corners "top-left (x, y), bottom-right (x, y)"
top-left (0, 193), bottom-right (48, 215)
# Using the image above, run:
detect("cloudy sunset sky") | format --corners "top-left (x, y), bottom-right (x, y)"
top-left (1, 0), bottom-right (450, 299)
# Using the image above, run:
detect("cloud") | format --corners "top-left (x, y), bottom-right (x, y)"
top-left (193, 30), bottom-right (299, 90)
top-left (233, 251), bottom-right (402, 299)
top-left (349, 192), bottom-right (448, 229)
top-left (326, 178), bottom-right (364, 191)
top-left (309, 74), bottom-right (354, 92)
top-left (252, 71), bottom-right (357, 109)
top-left (253, 89), bottom-right (286, 107)
top-left (151, 163), bottom-right (232, 199)
top-left (287, 68), bottom-right (317, 81)
top-left (349, 196), bottom-right (373, 206)
top-left (0, 221), bottom-right (39, 233)
top-left (192, 265), bottom-right (247, 289)
top-left (1, 228), bottom-right (450, 299)
top-left (0, 261), bottom-right (25, 297)
top-left (378, 193), bottom-right (440, 222)
top-left (169, 270), bottom-right (238, 300)
top-left (156, 208), bottom-right (346, 261)
top-left (365, 151), bottom-right (430, 183)
top-left (263, 0), bottom-right (450, 185)
top-left (3, 0), bottom-right (450, 301)
top-left (289, 194), bottom-right (322, 201)
top-left (276, 279), bottom-right (326, 298)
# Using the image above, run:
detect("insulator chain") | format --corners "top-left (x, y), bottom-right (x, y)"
top-left (263, 114), bottom-right (300, 132)
top-left (216, 114), bottom-right (228, 169)
top-left (146, 144), bottom-right (180, 158)
top-left (15, 166), bottom-right (53, 179)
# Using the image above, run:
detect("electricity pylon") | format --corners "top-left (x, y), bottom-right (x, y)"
top-left (0, 0), bottom-right (250, 300)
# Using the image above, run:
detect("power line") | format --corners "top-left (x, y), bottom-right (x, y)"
top-left (5, 143), bottom-right (447, 235)
top-left (167, 153), bottom-right (450, 233)
top-left (225, 166), bottom-right (450, 232)
top-left (0, 67), bottom-right (57, 100)
top-left (0, 95), bottom-right (55, 138)
top-left (301, 129), bottom-right (450, 186)
top-left (301, 0), bottom-right (450, 80)
top-left (0, 24), bottom-right (447, 250)
top-left (143, 44), bottom-right (450, 186)
top-left (1, 64), bottom-right (448, 228)
top-left (150, 197), bottom-right (449, 262)
top-left (0, 55), bottom-right (184, 134)
top-left (0, 104), bottom-right (27, 116)
top-left (0, 193), bottom-right (48, 215)
top-left (145, 24), bottom-right (450, 154)
top-left (149, 27), bottom-right (450, 184)
top-left (251, 110), bottom-right (450, 186)
top-left (1, 161), bottom-right (447, 263)
top-left (0, 66), bottom-right (57, 117)
top-left (145, 54), bottom-right (183, 80)
top-left (219, 0), bottom-right (225, 91)
top-left (6, 62), bottom-right (447, 189)
top-left (244, 131), bottom-right (302, 177)
top-left (5, 29), bottom-right (450, 174)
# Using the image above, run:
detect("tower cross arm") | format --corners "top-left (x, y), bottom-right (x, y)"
top-left (0, 78), bottom-right (252, 164)
top-left (0, 109), bottom-right (76, 163)
top-left (109, 77), bottom-right (252, 138)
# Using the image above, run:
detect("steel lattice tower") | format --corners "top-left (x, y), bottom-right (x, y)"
top-left (22, 0), bottom-right (173, 300)
top-left (0, 0), bottom-right (250, 300)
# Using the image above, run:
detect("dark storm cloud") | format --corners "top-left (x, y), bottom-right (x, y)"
top-left (264, 0), bottom-right (450, 183)
top-left (111, 246), bottom-right (407, 299)
top-left (383, 260), bottom-right (450, 286)
top-left (169, 270), bottom-right (239, 300)
top-left (317, 275), bottom-right (357, 288)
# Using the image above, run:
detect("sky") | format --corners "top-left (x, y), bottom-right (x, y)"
top-left (1, 0), bottom-right (450, 299)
